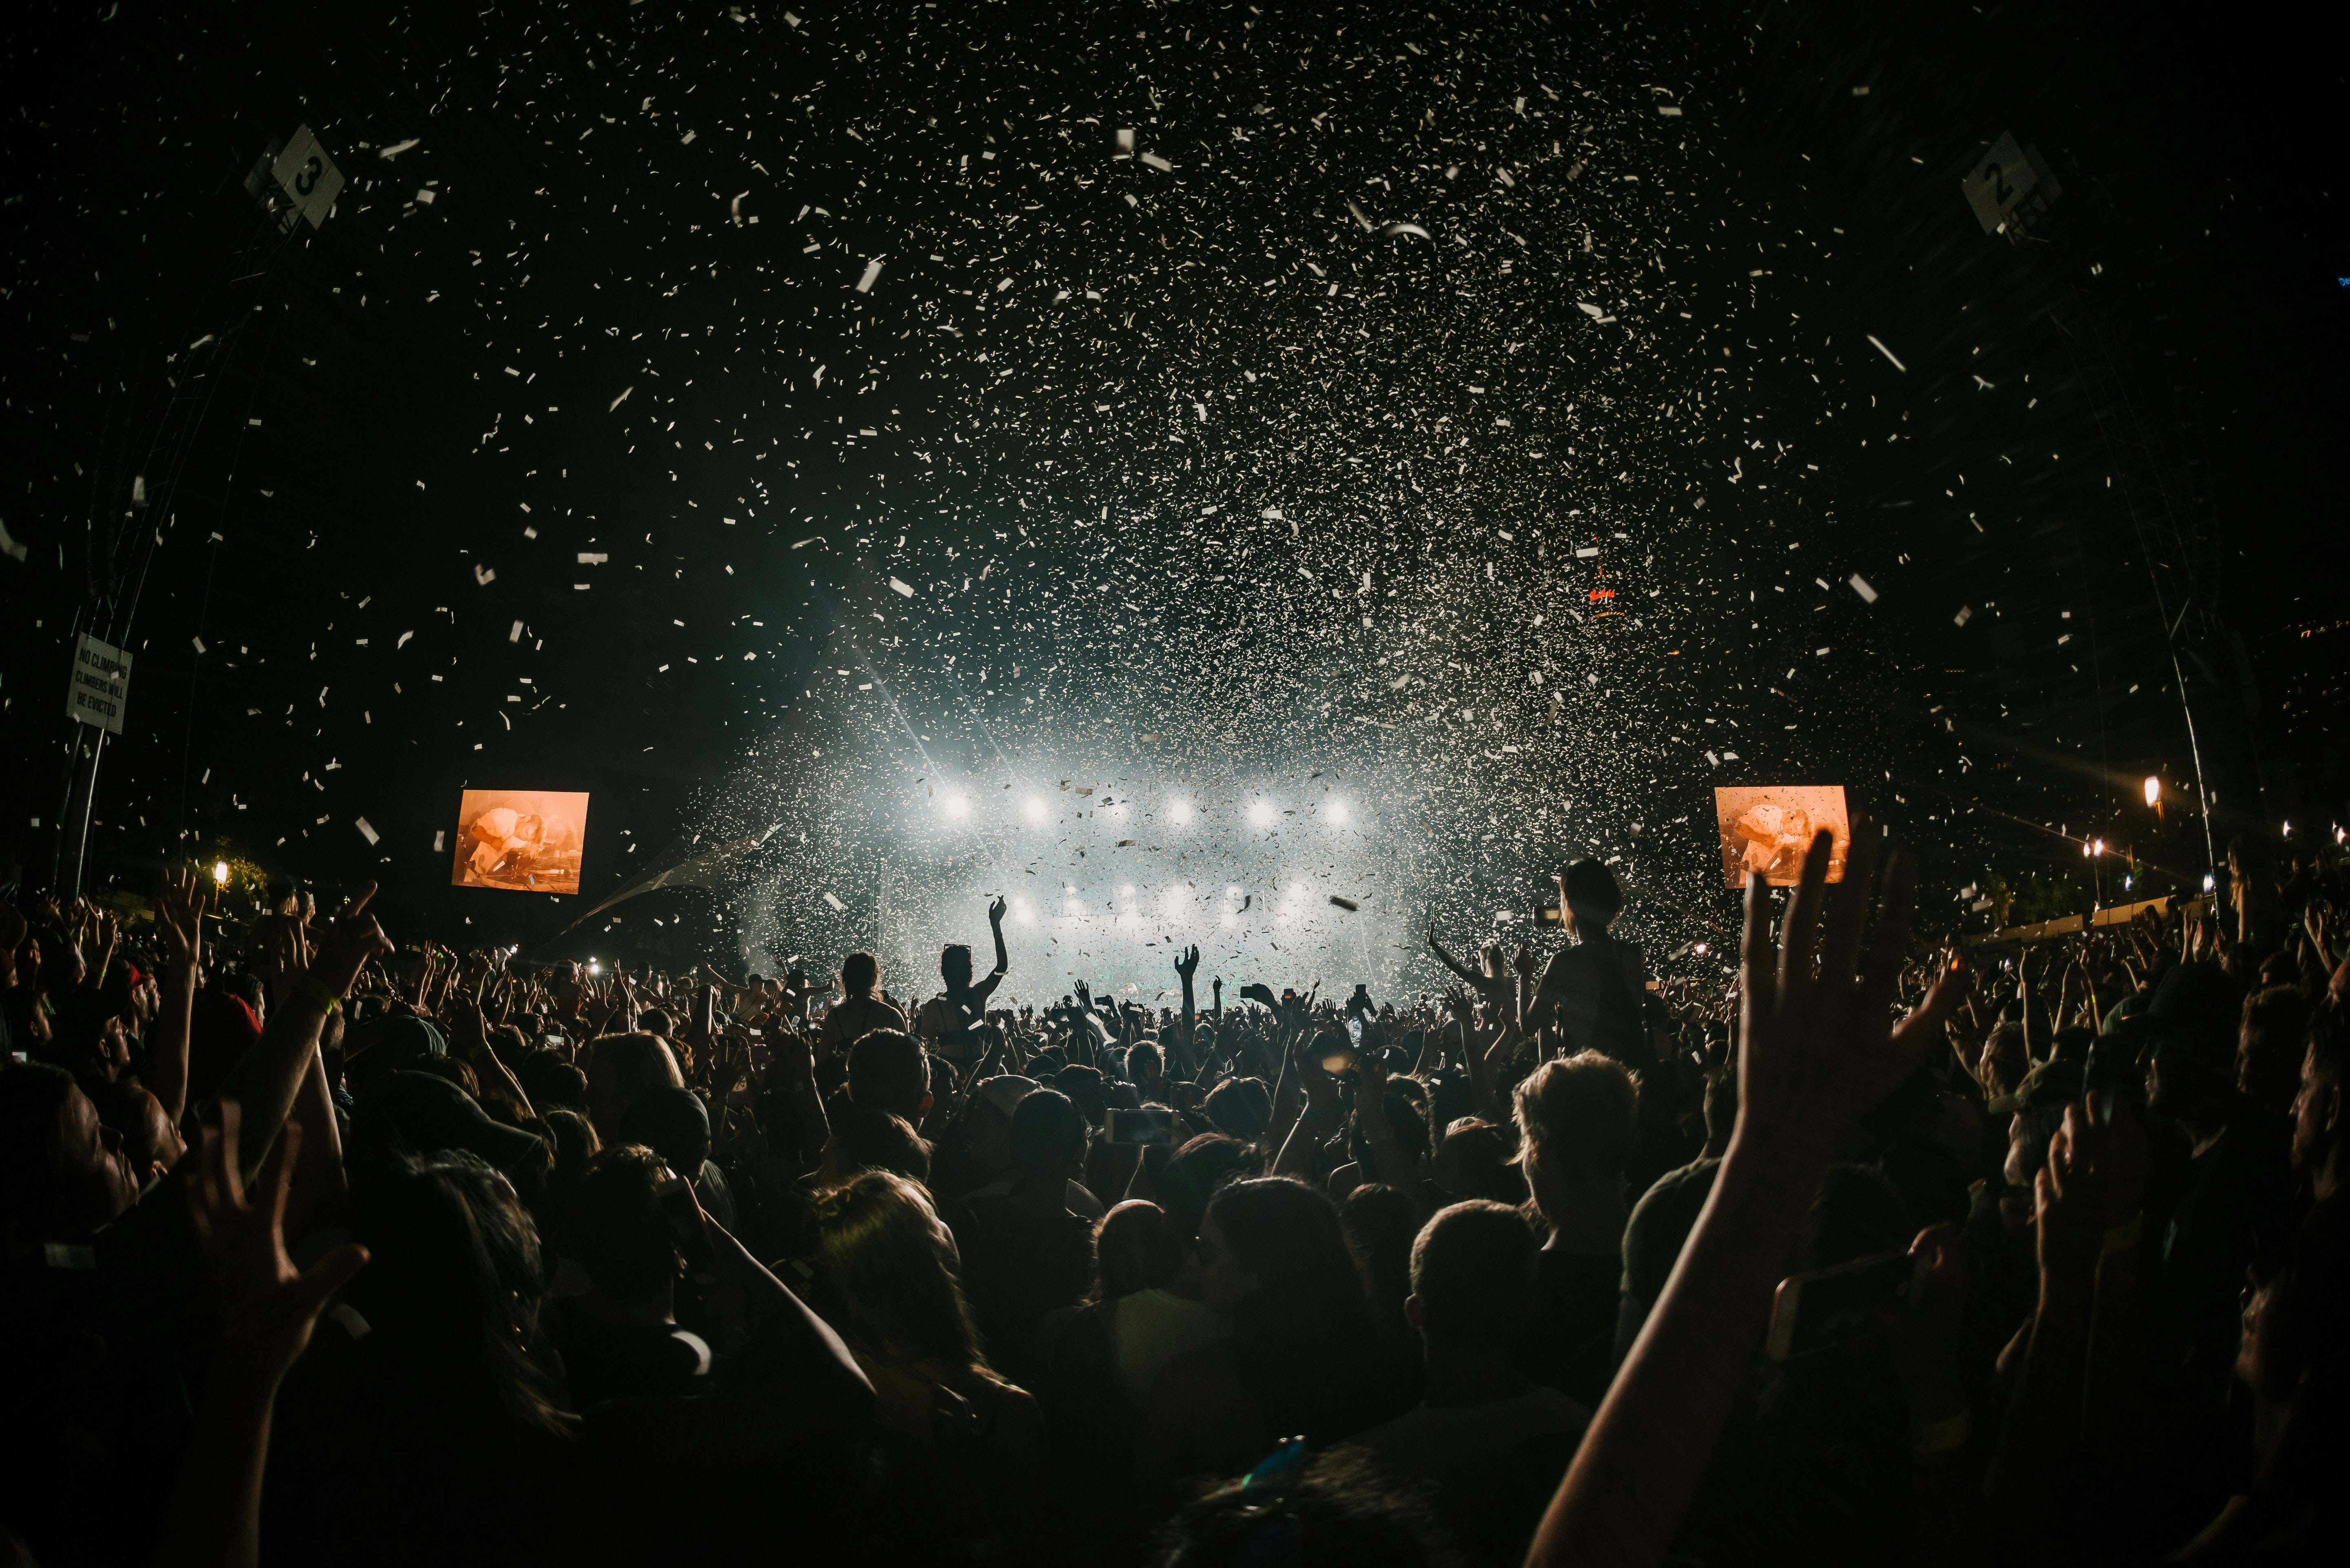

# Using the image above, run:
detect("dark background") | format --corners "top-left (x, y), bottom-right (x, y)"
top-left (2, 0), bottom-right (2341, 965)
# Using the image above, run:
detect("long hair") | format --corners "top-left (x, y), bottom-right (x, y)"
top-left (344, 1152), bottom-right (569, 1440)
top-left (811, 1169), bottom-right (989, 1374)
top-left (1208, 1176), bottom-right (1386, 1444)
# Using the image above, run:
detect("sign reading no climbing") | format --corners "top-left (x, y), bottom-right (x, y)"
top-left (67, 633), bottom-right (132, 735)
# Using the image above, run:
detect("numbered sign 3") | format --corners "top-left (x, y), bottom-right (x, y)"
top-left (270, 125), bottom-right (345, 230)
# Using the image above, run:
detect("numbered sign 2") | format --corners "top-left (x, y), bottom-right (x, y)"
top-left (1962, 132), bottom-right (2060, 236)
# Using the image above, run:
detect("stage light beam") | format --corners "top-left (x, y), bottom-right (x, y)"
top-left (1170, 800), bottom-right (1193, 825)
top-left (944, 792), bottom-right (970, 819)
top-left (1327, 800), bottom-right (1351, 826)
top-left (1248, 800), bottom-right (1277, 828)
top-left (1024, 795), bottom-right (1049, 822)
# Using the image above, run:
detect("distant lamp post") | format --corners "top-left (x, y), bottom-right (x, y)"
top-left (213, 860), bottom-right (230, 886)
top-left (2144, 775), bottom-right (2164, 824)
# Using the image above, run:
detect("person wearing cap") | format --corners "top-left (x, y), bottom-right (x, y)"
top-left (349, 1071), bottom-right (546, 1176)
top-left (1991, 1058), bottom-right (2086, 1192)
top-left (345, 1013), bottom-right (449, 1094)
top-left (617, 1085), bottom-right (736, 1232)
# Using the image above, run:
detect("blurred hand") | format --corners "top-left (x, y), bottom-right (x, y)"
top-left (1734, 820), bottom-right (1965, 1172)
top-left (774, 1030), bottom-right (816, 1091)
top-left (1292, 1034), bottom-right (1340, 1113)
top-left (987, 895), bottom-right (1008, 926)
top-left (188, 1100), bottom-right (370, 1382)
top-left (2035, 1102), bottom-right (2111, 1295)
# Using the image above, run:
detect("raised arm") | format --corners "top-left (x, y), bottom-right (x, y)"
top-left (217, 886), bottom-right (392, 1174)
top-left (1352, 1052), bottom-right (1430, 1229)
top-left (1175, 944), bottom-right (1201, 1067)
top-left (151, 870), bottom-right (208, 1129)
top-left (1525, 823), bottom-right (1964, 1568)
top-left (160, 1104), bottom-right (370, 1568)
top-left (1426, 922), bottom-right (1486, 989)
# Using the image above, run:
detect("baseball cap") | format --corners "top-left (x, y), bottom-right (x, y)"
top-left (1988, 1058), bottom-right (2086, 1117)
top-left (355, 1070), bottom-right (544, 1172)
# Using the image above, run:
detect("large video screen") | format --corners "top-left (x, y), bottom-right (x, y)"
top-left (451, 789), bottom-right (590, 895)
top-left (1714, 785), bottom-right (1850, 888)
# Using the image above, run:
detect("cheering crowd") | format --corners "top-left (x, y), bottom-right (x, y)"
top-left (2, 825), bottom-right (2346, 1567)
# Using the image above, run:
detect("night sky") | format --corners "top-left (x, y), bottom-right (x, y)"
top-left (4, 0), bottom-right (2343, 991)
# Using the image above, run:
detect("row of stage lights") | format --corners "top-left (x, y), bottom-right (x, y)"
top-left (996, 877), bottom-right (1338, 929)
top-left (933, 792), bottom-right (1352, 829)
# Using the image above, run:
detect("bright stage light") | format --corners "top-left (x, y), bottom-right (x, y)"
top-left (1247, 800), bottom-right (1277, 827)
top-left (2142, 775), bottom-right (2160, 807)
top-left (1011, 897), bottom-right (1034, 926)
top-left (1170, 800), bottom-right (1193, 825)
top-left (944, 792), bottom-right (970, 819)
top-left (1120, 884), bottom-right (1137, 899)
top-left (1326, 800), bottom-right (1351, 826)
top-left (1024, 795), bottom-right (1048, 822)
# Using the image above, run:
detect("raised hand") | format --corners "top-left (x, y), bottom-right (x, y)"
top-left (1735, 819), bottom-right (1966, 1172)
top-left (1174, 944), bottom-right (1201, 981)
top-left (773, 1029), bottom-right (816, 1092)
top-left (188, 1100), bottom-right (370, 1382)
top-left (2034, 1102), bottom-right (2112, 1294)
top-left (310, 885), bottom-right (394, 1001)
top-left (157, 869), bottom-right (208, 971)
top-left (1290, 1033), bottom-right (1340, 1114)
top-left (987, 895), bottom-right (1009, 927)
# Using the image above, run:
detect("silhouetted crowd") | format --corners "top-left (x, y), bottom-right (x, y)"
top-left (3, 828), bottom-right (2344, 1567)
